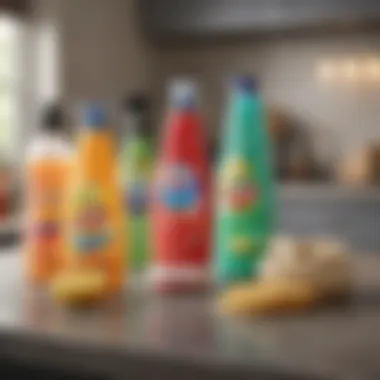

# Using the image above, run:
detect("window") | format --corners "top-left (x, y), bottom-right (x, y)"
top-left (0, 16), bottom-right (60, 161)
top-left (36, 22), bottom-right (60, 102)
top-left (0, 16), bottom-right (21, 159)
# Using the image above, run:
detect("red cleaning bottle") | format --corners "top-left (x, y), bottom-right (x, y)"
top-left (151, 80), bottom-right (211, 293)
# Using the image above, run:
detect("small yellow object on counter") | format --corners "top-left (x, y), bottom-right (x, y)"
top-left (219, 236), bottom-right (353, 317)
top-left (219, 279), bottom-right (320, 317)
top-left (51, 270), bottom-right (108, 307)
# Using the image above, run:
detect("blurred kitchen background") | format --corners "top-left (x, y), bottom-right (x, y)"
top-left (0, 0), bottom-right (380, 251)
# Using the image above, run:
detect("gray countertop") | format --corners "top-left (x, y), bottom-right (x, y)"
top-left (0, 250), bottom-right (379, 380)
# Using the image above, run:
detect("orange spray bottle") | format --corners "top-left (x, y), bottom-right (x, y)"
top-left (25, 104), bottom-right (72, 285)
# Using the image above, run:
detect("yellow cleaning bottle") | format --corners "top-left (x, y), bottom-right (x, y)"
top-left (53, 104), bottom-right (125, 304)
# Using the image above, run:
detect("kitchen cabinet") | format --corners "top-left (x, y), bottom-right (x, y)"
top-left (139, 0), bottom-right (380, 42)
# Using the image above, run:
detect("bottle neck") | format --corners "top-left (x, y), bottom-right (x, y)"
top-left (125, 112), bottom-right (149, 138)
top-left (40, 128), bottom-right (64, 138)
top-left (223, 91), bottom-right (262, 156)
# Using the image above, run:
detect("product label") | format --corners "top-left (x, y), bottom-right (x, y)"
top-left (157, 164), bottom-right (201, 213)
top-left (219, 157), bottom-right (258, 212)
top-left (126, 179), bottom-right (149, 216)
top-left (30, 182), bottom-right (62, 244)
top-left (71, 186), bottom-right (112, 255)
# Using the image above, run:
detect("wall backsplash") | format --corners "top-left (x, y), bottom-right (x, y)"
top-left (153, 32), bottom-right (380, 164)
top-left (33, 0), bottom-right (155, 135)
top-left (29, 1), bottom-right (380, 169)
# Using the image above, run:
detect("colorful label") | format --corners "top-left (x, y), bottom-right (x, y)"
top-left (219, 157), bottom-right (258, 213)
top-left (33, 220), bottom-right (60, 242)
top-left (30, 183), bottom-right (62, 244)
top-left (71, 186), bottom-right (112, 255)
top-left (157, 164), bottom-right (201, 213)
top-left (125, 180), bottom-right (149, 216)
top-left (122, 139), bottom-right (152, 217)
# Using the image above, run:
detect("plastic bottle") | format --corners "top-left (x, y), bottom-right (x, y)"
top-left (25, 103), bottom-right (72, 284)
top-left (65, 104), bottom-right (124, 294)
top-left (120, 94), bottom-right (153, 272)
top-left (151, 80), bottom-right (212, 293)
top-left (215, 76), bottom-right (274, 284)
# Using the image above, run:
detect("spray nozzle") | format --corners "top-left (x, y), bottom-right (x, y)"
top-left (169, 79), bottom-right (198, 110)
top-left (83, 103), bottom-right (108, 129)
top-left (234, 75), bottom-right (260, 93)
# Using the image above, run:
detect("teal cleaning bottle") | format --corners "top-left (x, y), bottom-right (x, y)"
top-left (215, 76), bottom-right (274, 284)
top-left (120, 94), bottom-right (154, 272)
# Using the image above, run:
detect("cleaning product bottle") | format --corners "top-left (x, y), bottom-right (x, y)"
top-left (151, 80), bottom-right (212, 293)
top-left (120, 94), bottom-right (153, 272)
top-left (25, 103), bottom-right (72, 284)
top-left (215, 76), bottom-right (274, 284)
top-left (65, 104), bottom-right (125, 295)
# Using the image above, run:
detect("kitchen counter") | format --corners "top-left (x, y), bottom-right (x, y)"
top-left (0, 251), bottom-right (379, 380)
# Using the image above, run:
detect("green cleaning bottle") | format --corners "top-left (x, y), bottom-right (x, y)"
top-left (215, 76), bottom-right (275, 284)
top-left (120, 94), bottom-right (154, 272)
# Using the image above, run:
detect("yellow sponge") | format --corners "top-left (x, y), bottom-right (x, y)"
top-left (219, 279), bottom-right (320, 317)
top-left (51, 270), bottom-right (107, 307)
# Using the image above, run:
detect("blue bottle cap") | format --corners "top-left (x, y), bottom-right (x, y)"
top-left (83, 103), bottom-right (107, 129)
top-left (234, 75), bottom-right (260, 93)
top-left (169, 79), bottom-right (198, 110)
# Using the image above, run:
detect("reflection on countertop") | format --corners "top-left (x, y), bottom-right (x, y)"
top-left (0, 252), bottom-right (379, 380)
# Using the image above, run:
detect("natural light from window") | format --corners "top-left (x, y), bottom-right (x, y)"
top-left (0, 16), bottom-right (21, 160)
top-left (36, 22), bottom-right (60, 103)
